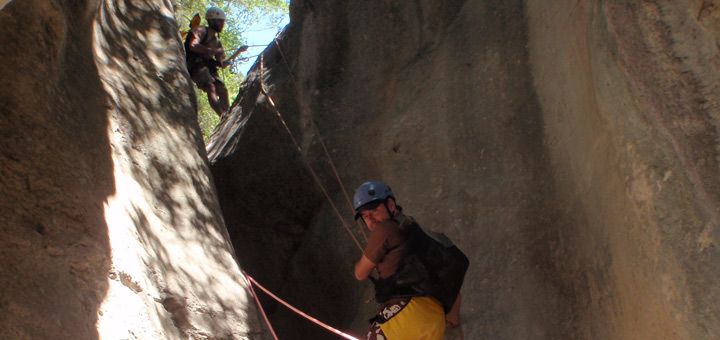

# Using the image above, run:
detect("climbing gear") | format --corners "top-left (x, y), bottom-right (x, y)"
top-left (353, 180), bottom-right (395, 217)
top-left (243, 272), bottom-right (359, 340)
top-left (184, 26), bottom-right (242, 80)
top-left (366, 298), bottom-right (410, 340)
top-left (241, 273), bottom-right (279, 340)
top-left (180, 13), bottom-right (201, 41)
top-left (231, 39), bottom-right (463, 340)
top-left (184, 31), bottom-right (223, 85)
top-left (271, 38), bottom-right (368, 241)
top-left (190, 12), bottom-right (201, 28)
top-left (273, 37), bottom-right (358, 215)
top-left (225, 45), bottom-right (249, 64)
top-left (369, 298), bottom-right (410, 324)
top-left (205, 6), bottom-right (226, 20)
top-left (259, 55), bottom-right (365, 251)
top-left (224, 54), bottom-right (261, 68)
top-left (180, 13), bottom-right (201, 62)
top-left (183, 16), bottom-right (210, 75)
top-left (375, 296), bottom-right (445, 340)
top-left (222, 46), bottom-right (255, 72)
top-left (372, 216), bottom-right (469, 314)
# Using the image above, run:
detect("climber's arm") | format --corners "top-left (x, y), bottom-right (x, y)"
top-left (354, 255), bottom-right (376, 280)
top-left (188, 29), bottom-right (221, 56)
top-left (446, 293), bottom-right (462, 327)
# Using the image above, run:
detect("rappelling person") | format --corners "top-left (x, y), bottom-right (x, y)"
top-left (184, 7), bottom-right (247, 116)
top-left (353, 180), bottom-right (468, 340)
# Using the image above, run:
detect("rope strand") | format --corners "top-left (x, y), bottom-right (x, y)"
top-left (259, 55), bottom-right (364, 253)
top-left (312, 129), bottom-right (369, 242)
top-left (272, 39), bottom-right (367, 242)
top-left (244, 272), bottom-right (360, 340)
top-left (241, 272), bottom-right (280, 340)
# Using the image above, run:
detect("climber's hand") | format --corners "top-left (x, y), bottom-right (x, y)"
top-left (211, 47), bottom-right (225, 59)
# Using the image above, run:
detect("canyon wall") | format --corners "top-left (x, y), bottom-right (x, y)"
top-left (210, 0), bottom-right (720, 339)
top-left (0, 1), bottom-right (268, 338)
top-left (1, 0), bottom-right (718, 339)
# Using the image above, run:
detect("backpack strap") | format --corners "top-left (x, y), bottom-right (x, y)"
top-left (185, 27), bottom-right (209, 54)
top-left (198, 27), bottom-right (209, 45)
top-left (185, 27), bottom-right (212, 73)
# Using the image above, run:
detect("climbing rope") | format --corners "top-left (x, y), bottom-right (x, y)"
top-left (272, 38), bottom-right (355, 214)
top-left (273, 38), bottom-right (297, 84)
top-left (232, 53), bottom-right (262, 64)
top-left (233, 38), bottom-right (467, 340)
top-left (272, 38), bottom-right (368, 242)
top-left (243, 271), bottom-right (360, 340)
top-left (258, 55), bottom-right (364, 252)
top-left (242, 272), bottom-right (280, 340)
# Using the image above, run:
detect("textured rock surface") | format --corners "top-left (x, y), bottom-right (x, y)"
top-left (0, 0), bottom-right (12, 11)
top-left (210, 0), bottom-right (720, 339)
top-left (2, 0), bottom-right (718, 338)
top-left (0, 0), bottom-right (267, 339)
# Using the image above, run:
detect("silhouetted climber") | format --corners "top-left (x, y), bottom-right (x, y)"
top-left (185, 7), bottom-right (247, 116)
top-left (353, 181), bottom-right (467, 340)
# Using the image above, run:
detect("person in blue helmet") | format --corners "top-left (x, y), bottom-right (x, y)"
top-left (353, 180), bottom-right (461, 340)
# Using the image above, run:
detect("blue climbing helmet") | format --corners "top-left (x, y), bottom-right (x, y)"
top-left (353, 180), bottom-right (395, 218)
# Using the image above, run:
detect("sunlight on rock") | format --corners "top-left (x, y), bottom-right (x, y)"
top-left (91, 0), bottom-right (263, 338)
top-left (98, 136), bottom-right (255, 338)
top-left (0, 0), bottom-right (12, 11)
top-left (5, 0), bottom-right (719, 338)
top-left (146, 28), bottom-right (179, 73)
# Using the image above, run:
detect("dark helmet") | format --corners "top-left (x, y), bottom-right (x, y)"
top-left (353, 180), bottom-right (394, 218)
top-left (205, 7), bottom-right (226, 20)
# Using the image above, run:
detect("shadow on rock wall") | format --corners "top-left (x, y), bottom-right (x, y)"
top-left (2, 0), bottom-right (264, 338)
top-left (95, 0), bottom-right (264, 337)
top-left (208, 25), bottom-right (369, 337)
top-left (0, 0), bottom-right (113, 338)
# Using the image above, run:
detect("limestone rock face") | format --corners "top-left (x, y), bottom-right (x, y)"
top-left (0, 1), bottom-right (267, 339)
top-left (210, 0), bottom-right (720, 339)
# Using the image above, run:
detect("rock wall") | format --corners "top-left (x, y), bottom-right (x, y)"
top-left (210, 0), bottom-right (720, 339)
top-left (527, 1), bottom-right (720, 338)
top-left (0, 0), bottom-right (268, 338)
top-left (0, 0), bottom-right (12, 11)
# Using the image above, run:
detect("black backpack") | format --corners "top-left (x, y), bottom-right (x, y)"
top-left (183, 18), bottom-right (219, 75)
top-left (182, 14), bottom-right (202, 67)
top-left (372, 218), bottom-right (469, 313)
top-left (183, 27), bottom-right (208, 72)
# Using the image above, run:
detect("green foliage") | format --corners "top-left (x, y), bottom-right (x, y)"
top-left (172, 0), bottom-right (288, 140)
top-left (195, 89), bottom-right (220, 136)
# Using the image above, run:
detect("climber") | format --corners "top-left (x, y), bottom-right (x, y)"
top-left (185, 7), bottom-right (247, 116)
top-left (353, 180), bottom-right (463, 340)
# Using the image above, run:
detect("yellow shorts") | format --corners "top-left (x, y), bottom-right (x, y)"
top-left (379, 296), bottom-right (445, 340)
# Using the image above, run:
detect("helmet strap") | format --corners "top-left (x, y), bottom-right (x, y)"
top-left (383, 199), bottom-right (395, 219)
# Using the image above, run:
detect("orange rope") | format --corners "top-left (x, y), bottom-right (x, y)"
top-left (273, 38), bottom-right (297, 84)
top-left (244, 272), bottom-right (360, 340)
top-left (272, 39), bottom-right (367, 242)
top-left (312, 125), bottom-right (367, 242)
top-left (259, 55), bottom-right (364, 253)
top-left (242, 272), bottom-right (280, 340)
